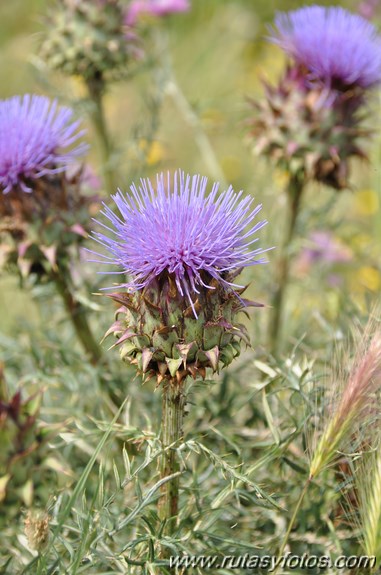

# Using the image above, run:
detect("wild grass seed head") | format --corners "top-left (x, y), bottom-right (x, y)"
top-left (310, 316), bottom-right (381, 479)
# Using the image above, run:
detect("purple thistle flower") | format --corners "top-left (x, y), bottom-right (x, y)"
top-left (90, 171), bottom-right (269, 315)
top-left (300, 231), bottom-right (352, 266)
top-left (0, 94), bottom-right (88, 195)
top-left (269, 5), bottom-right (381, 89)
top-left (358, 0), bottom-right (380, 21)
top-left (126, 0), bottom-right (190, 26)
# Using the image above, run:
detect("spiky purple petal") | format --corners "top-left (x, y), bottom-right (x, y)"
top-left (90, 171), bottom-right (269, 308)
top-left (0, 94), bottom-right (88, 194)
top-left (269, 5), bottom-right (381, 88)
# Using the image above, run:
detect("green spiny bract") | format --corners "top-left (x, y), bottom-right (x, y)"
top-left (106, 273), bottom-right (258, 385)
top-left (39, 0), bottom-right (136, 82)
top-left (0, 169), bottom-right (98, 280)
top-left (250, 66), bottom-right (370, 191)
top-left (0, 378), bottom-right (57, 522)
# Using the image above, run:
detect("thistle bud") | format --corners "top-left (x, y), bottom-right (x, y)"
top-left (250, 66), bottom-right (369, 190)
top-left (39, 0), bottom-right (139, 81)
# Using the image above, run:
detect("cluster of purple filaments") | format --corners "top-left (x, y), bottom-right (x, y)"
top-left (0, 94), bottom-right (88, 194)
top-left (126, 0), bottom-right (190, 25)
top-left (90, 171), bottom-right (269, 313)
top-left (270, 5), bottom-right (381, 89)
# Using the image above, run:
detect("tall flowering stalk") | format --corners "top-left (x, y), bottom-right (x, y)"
top-left (250, 5), bottom-right (381, 353)
top-left (0, 94), bottom-right (101, 363)
top-left (277, 323), bottom-right (381, 563)
top-left (90, 171), bottom-right (269, 530)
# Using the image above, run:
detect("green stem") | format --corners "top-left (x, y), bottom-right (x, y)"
top-left (86, 75), bottom-right (116, 194)
top-left (52, 264), bottom-right (102, 364)
top-left (156, 29), bottom-right (227, 187)
top-left (269, 172), bottom-right (305, 355)
top-left (159, 379), bottom-right (185, 534)
top-left (275, 478), bottom-right (311, 572)
top-left (166, 80), bottom-right (227, 187)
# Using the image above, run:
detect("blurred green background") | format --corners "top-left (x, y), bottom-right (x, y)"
top-left (1, 0), bottom-right (380, 349)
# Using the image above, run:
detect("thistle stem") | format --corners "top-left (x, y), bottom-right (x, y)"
top-left (269, 173), bottom-right (305, 355)
top-left (165, 80), bottom-right (227, 187)
top-left (156, 29), bottom-right (227, 187)
top-left (159, 379), bottom-right (185, 533)
top-left (86, 74), bottom-right (116, 194)
top-left (52, 263), bottom-right (102, 364)
top-left (275, 478), bottom-right (311, 571)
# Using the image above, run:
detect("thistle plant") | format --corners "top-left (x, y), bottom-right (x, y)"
top-left (250, 5), bottom-right (381, 353)
top-left (90, 170), bottom-right (269, 531)
top-left (0, 94), bottom-right (101, 363)
top-left (39, 0), bottom-right (134, 83)
top-left (39, 0), bottom-right (140, 194)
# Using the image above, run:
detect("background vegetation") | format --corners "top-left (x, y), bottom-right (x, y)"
top-left (1, 0), bottom-right (381, 573)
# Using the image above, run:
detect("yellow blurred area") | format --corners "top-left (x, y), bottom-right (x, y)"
top-left (350, 233), bottom-right (373, 251)
top-left (221, 156), bottom-right (242, 182)
top-left (356, 266), bottom-right (381, 292)
top-left (354, 189), bottom-right (380, 216)
top-left (138, 139), bottom-right (166, 166)
top-left (201, 108), bottom-right (225, 130)
top-left (273, 169), bottom-right (290, 189)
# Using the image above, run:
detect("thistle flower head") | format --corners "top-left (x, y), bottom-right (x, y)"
top-left (90, 171), bottom-right (269, 383)
top-left (0, 95), bottom-right (87, 195)
top-left (250, 64), bottom-right (372, 190)
top-left (297, 231), bottom-right (352, 268)
top-left (270, 5), bottom-right (381, 89)
top-left (40, 0), bottom-right (137, 81)
top-left (91, 171), bottom-right (268, 314)
top-left (358, 0), bottom-right (380, 20)
top-left (126, 0), bottom-right (190, 25)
